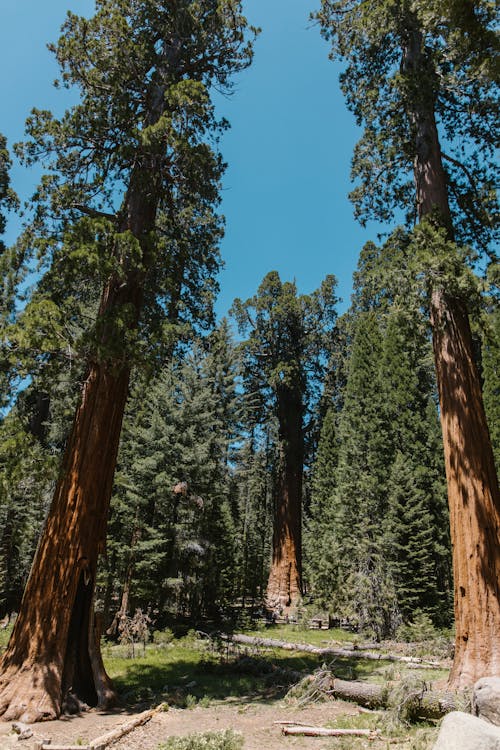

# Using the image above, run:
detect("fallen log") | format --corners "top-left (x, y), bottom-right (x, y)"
top-left (321, 676), bottom-right (464, 719)
top-left (34, 703), bottom-right (167, 750)
top-left (225, 633), bottom-right (446, 669)
top-left (281, 725), bottom-right (378, 737)
top-left (90, 703), bottom-right (166, 749)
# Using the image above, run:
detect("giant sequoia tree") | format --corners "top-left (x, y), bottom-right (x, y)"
top-left (232, 272), bottom-right (337, 612)
top-left (0, 1), bottom-right (254, 722)
top-left (318, 0), bottom-right (499, 685)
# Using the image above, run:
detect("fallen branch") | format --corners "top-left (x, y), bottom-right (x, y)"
top-left (34, 703), bottom-right (167, 750)
top-left (225, 633), bottom-right (446, 668)
top-left (91, 704), bottom-right (165, 749)
top-left (281, 725), bottom-right (379, 737)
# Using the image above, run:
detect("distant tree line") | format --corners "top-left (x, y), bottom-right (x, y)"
top-left (2, 254), bottom-right (498, 636)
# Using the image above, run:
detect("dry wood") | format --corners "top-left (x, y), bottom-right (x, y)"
top-left (225, 633), bottom-right (446, 668)
top-left (35, 704), bottom-right (166, 750)
top-left (323, 676), bottom-right (462, 719)
top-left (89, 704), bottom-right (165, 749)
top-left (281, 725), bottom-right (378, 737)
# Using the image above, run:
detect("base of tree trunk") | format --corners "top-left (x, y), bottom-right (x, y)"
top-left (0, 663), bottom-right (62, 723)
top-left (0, 610), bottom-right (117, 723)
top-left (0, 657), bottom-right (117, 723)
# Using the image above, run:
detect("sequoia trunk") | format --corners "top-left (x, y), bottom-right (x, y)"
top-left (0, 161), bottom-right (158, 719)
top-left (266, 386), bottom-right (303, 612)
top-left (0, 357), bottom-right (129, 721)
top-left (403, 25), bottom-right (500, 687)
top-left (430, 290), bottom-right (500, 686)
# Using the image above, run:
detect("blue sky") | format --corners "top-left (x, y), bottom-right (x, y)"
top-left (0, 0), bottom-right (385, 316)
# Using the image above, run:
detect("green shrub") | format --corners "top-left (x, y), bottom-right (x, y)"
top-left (397, 612), bottom-right (439, 643)
top-left (153, 628), bottom-right (175, 647)
top-left (158, 729), bottom-right (243, 750)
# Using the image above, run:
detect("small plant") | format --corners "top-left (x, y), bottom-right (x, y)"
top-left (153, 628), bottom-right (175, 647)
top-left (185, 693), bottom-right (197, 709)
top-left (397, 612), bottom-right (439, 643)
top-left (158, 729), bottom-right (243, 750)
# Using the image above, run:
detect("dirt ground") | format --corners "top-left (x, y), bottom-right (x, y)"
top-left (0, 698), bottom-right (381, 750)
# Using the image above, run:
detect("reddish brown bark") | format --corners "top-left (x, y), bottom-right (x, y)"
top-left (266, 387), bottom-right (303, 612)
top-left (403, 24), bottom-right (500, 688)
top-left (0, 156), bottom-right (159, 721)
top-left (430, 290), bottom-right (500, 687)
top-left (0, 357), bottom-right (129, 721)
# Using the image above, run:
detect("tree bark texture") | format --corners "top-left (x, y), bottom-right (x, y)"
top-left (0, 358), bottom-right (129, 721)
top-left (403, 24), bottom-right (500, 688)
top-left (266, 386), bottom-right (303, 612)
top-left (0, 149), bottom-right (160, 720)
top-left (430, 289), bottom-right (500, 687)
top-left (324, 677), bottom-right (462, 719)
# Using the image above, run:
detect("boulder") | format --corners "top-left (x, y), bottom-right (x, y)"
top-left (474, 678), bottom-right (500, 726)
top-left (432, 711), bottom-right (500, 750)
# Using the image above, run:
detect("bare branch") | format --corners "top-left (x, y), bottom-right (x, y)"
top-left (71, 204), bottom-right (117, 223)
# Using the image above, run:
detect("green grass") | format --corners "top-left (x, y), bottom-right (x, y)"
top-left (103, 631), bottom-right (450, 712)
top-left (103, 635), bottom-right (323, 706)
top-left (0, 624), bottom-right (13, 651)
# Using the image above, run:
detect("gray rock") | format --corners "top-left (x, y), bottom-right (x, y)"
top-left (433, 711), bottom-right (500, 750)
top-left (475, 678), bottom-right (500, 726)
top-left (10, 723), bottom-right (33, 740)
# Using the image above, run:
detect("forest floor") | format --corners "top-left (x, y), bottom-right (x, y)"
top-left (0, 698), bottom-right (439, 750)
top-left (0, 625), bottom-right (451, 750)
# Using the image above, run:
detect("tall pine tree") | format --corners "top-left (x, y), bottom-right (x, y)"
top-left (317, 0), bottom-right (500, 685)
top-left (232, 272), bottom-right (338, 613)
top-left (0, 1), bottom-right (255, 721)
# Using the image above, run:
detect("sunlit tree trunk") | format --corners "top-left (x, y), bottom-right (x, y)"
top-left (404, 25), bottom-right (500, 688)
top-left (266, 386), bottom-right (303, 612)
top-left (0, 358), bottom-right (129, 721)
top-left (0, 172), bottom-right (156, 720)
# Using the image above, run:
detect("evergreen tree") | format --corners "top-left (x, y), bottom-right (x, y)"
top-left (0, 1), bottom-right (255, 721)
top-left (0, 135), bottom-right (19, 409)
top-left (0, 412), bottom-right (56, 617)
top-left (303, 407), bottom-right (338, 606)
top-left (232, 421), bottom-right (276, 611)
top-left (317, 0), bottom-right (500, 686)
top-left (381, 311), bottom-right (451, 625)
top-left (104, 321), bottom-right (241, 627)
top-left (306, 236), bottom-right (452, 634)
top-left (328, 311), bottom-right (397, 638)
top-left (232, 272), bottom-right (338, 612)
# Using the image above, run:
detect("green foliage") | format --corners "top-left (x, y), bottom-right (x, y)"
top-left (0, 135), bottom-right (20, 408)
top-left (102, 322), bottom-right (242, 623)
top-left (158, 729), bottom-right (243, 750)
top-left (305, 235), bottom-right (452, 636)
top-left (0, 411), bottom-right (57, 615)
top-left (0, 135), bottom-right (17, 240)
top-left (232, 272), bottom-right (338, 421)
top-left (3, 1), bottom-right (257, 389)
top-left (316, 0), bottom-right (498, 254)
top-left (153, 629), bottom-right (175, 647)
top-left (397, 611), bottom-right (443, 643)
top-left (231, 271), bottom-right (338, 604)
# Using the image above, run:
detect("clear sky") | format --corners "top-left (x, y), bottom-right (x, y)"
top-left (0, 0), bottom-right (386, 316)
